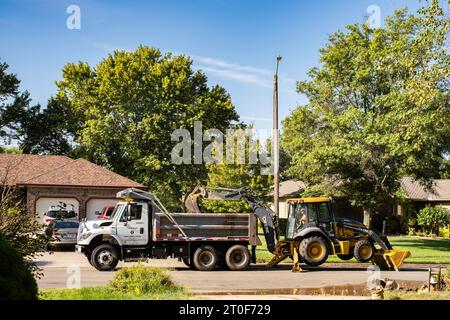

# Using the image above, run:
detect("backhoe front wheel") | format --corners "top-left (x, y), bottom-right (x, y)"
top-left (354, 240), bottom-right (375, 262)
top-left (299, 236), bottom-right (329, 266)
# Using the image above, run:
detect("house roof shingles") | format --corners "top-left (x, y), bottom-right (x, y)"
top-left (0, 154), bottom-right (144, 189)
top-left (400, 177), bottom-right (450, 201)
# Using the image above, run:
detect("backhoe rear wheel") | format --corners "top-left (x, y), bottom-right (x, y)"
top-left (299, 236), bottom-right (329, 266)
top-left (354, 240), bottom-right (375, 262)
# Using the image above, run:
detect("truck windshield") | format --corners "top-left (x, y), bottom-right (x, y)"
top-left (109, 204), bottom-right (124, 220)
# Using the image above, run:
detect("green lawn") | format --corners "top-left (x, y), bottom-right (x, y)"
top-left (255, 235), bottom-right (450, 264)
top-left (39, 287), bottom-right (189, 300)
top-left (385, 290), bottom-right (450, 300)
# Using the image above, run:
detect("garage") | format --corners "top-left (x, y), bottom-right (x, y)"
top-left (36, 197), bottom-right (80, 223)
top-left (86, 198), bottom-right (119, 221)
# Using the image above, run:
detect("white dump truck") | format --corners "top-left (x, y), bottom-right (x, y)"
top-left (76, 188), bottom-right (276, 271)
top-left (77, 187), bottom-right (409, 272)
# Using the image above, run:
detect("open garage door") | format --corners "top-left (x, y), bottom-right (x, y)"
top-left (35, 197), bottom-right (79, 223)
top-left (86, 198), bottom-right (119, 221)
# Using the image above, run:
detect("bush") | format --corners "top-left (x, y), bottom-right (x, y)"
top-left (444, 268), bottom-right (450, 285)
top-left (0, 187), bottom-right (53, 276)
top-left (108, 265), bottom-right (181, 296)
top-left (440, 226), bottom-right (450, 238)
top-left (417, 206), bottom-right (450, 236)
top-left (0, 235), bottom-right (38, 300)
top-left (200, 199), bottom-right (251, 213)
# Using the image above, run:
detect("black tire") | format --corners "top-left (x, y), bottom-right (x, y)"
top-left (225, 245), bottom-right (251, 271)
top-left (90, 244), bottom-right (119, 271)
top-left (299, 236), bottom-right (329, 266)
top-left (193, 246), bottom-right (218, 271)
top-left (337, 253), bottom-right (354, 261)
top-left (354, 240), bottom-right (375, 262)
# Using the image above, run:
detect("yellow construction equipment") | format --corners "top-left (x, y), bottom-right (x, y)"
top-left (185, 186), bottom-right (410, 271)
top-left (270, 198), bottom-right (411, 271)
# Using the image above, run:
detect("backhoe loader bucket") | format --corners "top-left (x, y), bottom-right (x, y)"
top-left (372, 249), bottom-right (411, 271)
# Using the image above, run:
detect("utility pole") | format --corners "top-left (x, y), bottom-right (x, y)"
top-left (273, 55), bottom-right (282, 218)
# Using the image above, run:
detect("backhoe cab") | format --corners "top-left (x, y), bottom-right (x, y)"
top-left (269, 198), bottom-right (411, 271)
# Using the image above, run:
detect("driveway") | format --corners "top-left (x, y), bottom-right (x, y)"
top-left (36, 251), bottom-right (432, 294)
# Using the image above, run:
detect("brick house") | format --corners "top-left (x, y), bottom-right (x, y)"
top-left (0, 154), bottom-right (145, 222)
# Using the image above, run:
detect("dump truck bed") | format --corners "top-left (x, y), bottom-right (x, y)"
top-left (152, 212), bottom-right (261, 245)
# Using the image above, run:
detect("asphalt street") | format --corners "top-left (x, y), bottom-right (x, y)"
top-left (36, 250), bottom-right (432, 295)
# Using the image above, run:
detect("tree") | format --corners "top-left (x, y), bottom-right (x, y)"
top-left (0, 60), bottom-right (28, 144)
top-left (282, 1), bottom-right (450, 226)
top-left (15, 96), bottom-right (80, 155)
top-left (0, 59), bottom-right (76, 155)
top-left (202, 125), bottom-right (272, 213)
top-left (57, 46), bottom-right (239, 210)
top-left (0, 185), bottom-right (53, 277)
top-left (417, 205), bottom-right (450, 236)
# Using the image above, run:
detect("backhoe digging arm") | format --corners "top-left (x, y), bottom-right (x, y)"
top-left (185, 186), bottom-right (279, 253)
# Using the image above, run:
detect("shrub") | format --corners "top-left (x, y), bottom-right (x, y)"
top-left (200, 199), bottom-right (251, 213)
top-left (0, 187), bottom-right (53, 276)
top-left (439, 226), bottom-right (450, 238)
top-left (0, 235), bottom-right (38, 300)
top-left (108, 265), bottom-right (181, 296)
top-left (417, 206), bottom-right (450, 236)
top-left (444, 268), bottom-right (450, 285)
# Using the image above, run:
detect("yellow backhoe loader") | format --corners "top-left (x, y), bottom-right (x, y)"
top-left (186, 186), bottom-right (410, 271)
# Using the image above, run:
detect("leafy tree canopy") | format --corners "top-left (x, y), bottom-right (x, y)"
top-left (202, 125), bottom-right (272, 213)
top-left (282, 1), bottom-right (450, 224)
top-left (57, 46), bottom-right (239, 209)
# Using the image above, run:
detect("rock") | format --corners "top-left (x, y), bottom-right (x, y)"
top-left (385, 280), bottom-right (400, 291)
top-left (371, 285), bottom-right (384, 300)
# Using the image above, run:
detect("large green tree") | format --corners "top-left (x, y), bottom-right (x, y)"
top-left (57, 46), bottom-right (239, 209)
top-left (0, 60), bottom-right (28, 144)
top-left (0, 59), bottom-right (76, 154)
top-left (282, 1), bottom-right (450, 226)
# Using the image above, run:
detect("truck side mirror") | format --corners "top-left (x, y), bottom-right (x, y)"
top-left (94, 211), bottom-right (100, 215)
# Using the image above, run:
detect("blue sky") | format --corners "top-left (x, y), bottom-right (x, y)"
top-left (0, 0), bottom-right (427, 130)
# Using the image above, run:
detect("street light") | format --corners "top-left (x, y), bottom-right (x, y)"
top-left (273, 55), bottom-right (282, 218)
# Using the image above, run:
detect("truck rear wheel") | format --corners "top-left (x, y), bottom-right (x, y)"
top-left (90, 244), bottom-right (119, 271)
top-left (193, 246), bottom-right (218, 271)
top-left (299, 236), bottom-right (329, 266)
top-left (354, 240), bottom-right (375, 262)
top-left (225, 245), bottom-right (251, 271)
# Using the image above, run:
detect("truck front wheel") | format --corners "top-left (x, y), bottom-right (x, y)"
top-left (90, 244), bottom-right (119, 271)
top-left (225, 245), bottom-right (251, 271)
top-left (193, 246), bottom-right (218, 271)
